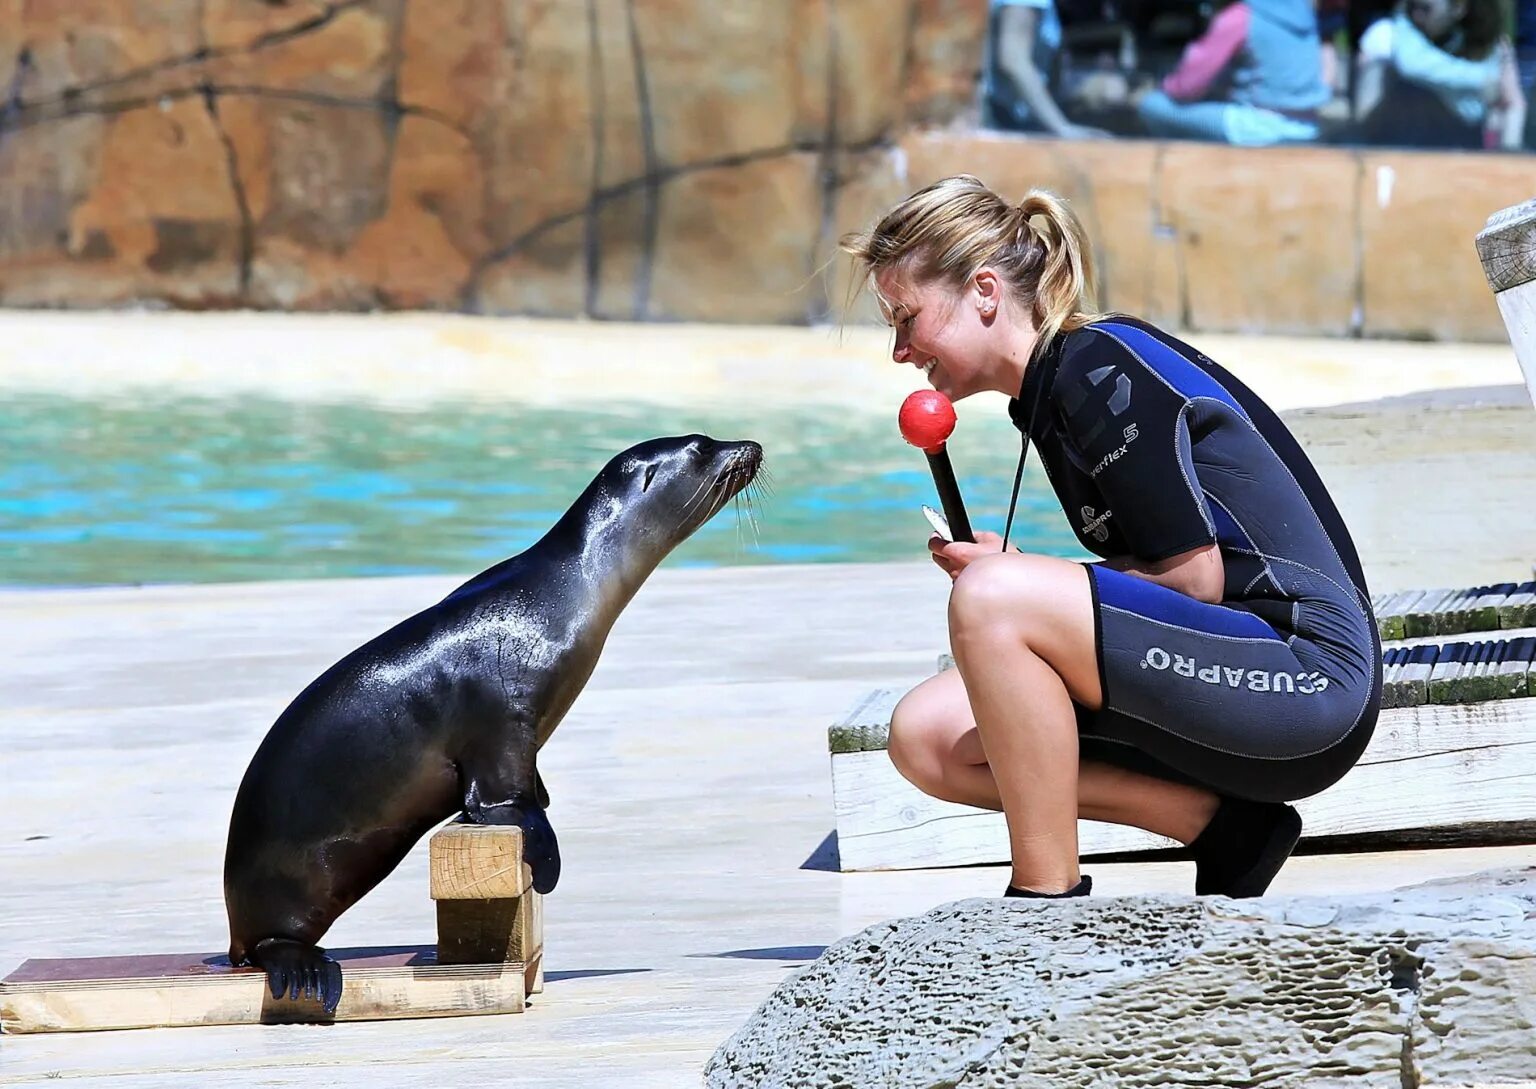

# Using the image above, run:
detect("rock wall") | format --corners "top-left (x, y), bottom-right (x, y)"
top-left (706, 867), bottom-right (1536, 1088)
top-left (0, 1), bottom-right (1526, 339)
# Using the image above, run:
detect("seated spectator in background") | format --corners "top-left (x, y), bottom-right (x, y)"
top-left (984, 0), bottom-right (1113, 139)
top-left (1511, 0), bottom-right (1536, 145)
top-left (1135, 0), bottom-right (1330, 146)
top-left (1355, 0), bottom-right (1526, 150)
top-left (1316, 0), bottom-right (1351, 93)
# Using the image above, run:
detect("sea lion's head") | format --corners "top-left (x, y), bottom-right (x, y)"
top-left (607, 434), bottom-right (764, 551)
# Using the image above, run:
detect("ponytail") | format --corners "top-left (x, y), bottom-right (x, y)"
top-left (1016, 189), bottom-right (1099, 358)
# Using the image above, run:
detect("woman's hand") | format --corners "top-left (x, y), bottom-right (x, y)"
top-left (928, 530), bottom-right (1010, 580)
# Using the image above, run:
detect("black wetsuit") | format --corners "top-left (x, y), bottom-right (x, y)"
top-left (1011, 317), bottom-right (1381, 801)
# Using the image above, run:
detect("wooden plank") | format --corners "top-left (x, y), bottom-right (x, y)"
top-left (429, 823), bottom-right (531, 900)
top-left (1383, 625), bottom-right (1536, 651)
top-left (0, 946), bottom-right (525, 1034)
top-left (831, 698), bottom-right (1536, 872)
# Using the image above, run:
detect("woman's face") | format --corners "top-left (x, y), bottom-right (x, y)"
top-left (1407, 0), bottom-right (1466, 42)
top-left (875, 267), bottom-right (1005, 402)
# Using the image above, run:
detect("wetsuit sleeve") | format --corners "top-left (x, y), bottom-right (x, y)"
top-left (1052, 328), bottom-right (1216, 562)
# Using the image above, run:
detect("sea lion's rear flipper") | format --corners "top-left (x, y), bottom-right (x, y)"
top-left (249, 937), bottom-right (344, 1015)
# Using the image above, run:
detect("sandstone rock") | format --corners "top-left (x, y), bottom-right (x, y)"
top-left (632, 3), bottom-right (805, 170)
top-left (1, 0), bottom-right (203, 105)
top-left (1358, 151), bottom-right (1532, 343)
top-left (230, 96), bottom-right (391, 308)
top-left (202, 0), bottom-right (334, 53)
top-left (346, 115), bottom-right (485, 308)
top-left (475, 215), bottom-right (587, 319)
top-left (209, 1), bottom-right (398, 99)
top-left (648, 153), bottom-right (823, 324)
top-left (829, 0), bottom-right (908, 148)
top-left (0, 114), bottom-right (110, 306)
top-left (0, 0), bottom-right (1522, 334)
top-left (590, 187), bottom-right (653, 322)
top-left (1160, 143), bottom-right (1357, 337)
top-left (904, 0), bottom-right (989, 128)
top-left (706, 867), bottom-right (1536, 1088)
top-left (481, 3), bottom-right (594, 252)
top-left (396, 0), bottom-right (507, 132)
top-left (0, 100), bottom-right (242, 307)
top-left (819, 147), bottom-right (912, 326)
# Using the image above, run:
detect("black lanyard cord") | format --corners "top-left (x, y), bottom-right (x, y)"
top-left (1000, 356), bottom-right (1050, 554)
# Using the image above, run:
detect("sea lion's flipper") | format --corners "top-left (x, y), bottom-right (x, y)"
top-left (462, 791), bottom-right (561, 895)
top-left (462, 725), bottom-right (561, 894)
top-left (250, 937), bottom-right (344, 1015)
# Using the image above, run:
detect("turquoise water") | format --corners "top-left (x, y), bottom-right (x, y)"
top-left (0, 395), bottom-right (1085, 587)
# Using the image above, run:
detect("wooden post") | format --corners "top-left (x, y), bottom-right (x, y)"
top-left (429, 823), bottom-right (544, 996)
top-left (1475, 197), bottom-right (1536, 408)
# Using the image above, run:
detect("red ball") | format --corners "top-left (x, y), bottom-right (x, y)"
top-left (898, 390), bottom-right (957, 453)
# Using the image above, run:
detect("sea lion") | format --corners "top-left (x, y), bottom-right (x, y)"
top-left (223, 434), bottom-right (763, 1013)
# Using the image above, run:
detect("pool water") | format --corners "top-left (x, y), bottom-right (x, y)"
top-left (0, 395), bottom-right (1087, 588)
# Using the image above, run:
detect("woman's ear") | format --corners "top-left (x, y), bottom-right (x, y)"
top-left (973, 267), bottom-right (1002, 318)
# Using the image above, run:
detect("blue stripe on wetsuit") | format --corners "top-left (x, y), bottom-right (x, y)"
top-left (1207, 493), bottom-right (1260, 555)
top-left (1095, 565), bottom-right (1282, 641)
top-left (1095, 322), bottom-right (1249, 419)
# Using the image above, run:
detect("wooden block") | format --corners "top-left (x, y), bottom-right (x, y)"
top-left (1374, 590), bottom-right (1421, 642)
top-left (1494, 637), bottom-right (1533, 699)
top-left (0, 946), bottom-right (524, 1034)
top-left (429, 823), bottom-right (531, 900)
top-left (1476, 197), bottom-right (1536, 408)
top-left (1500, 584), bottom-right (1536, 629)
top-left (1428, 642), bottom-right (1467, 704)
top-left (830, 696), bottom-right (1536, 872)
top-left (827, 686), bottom-right (904, 754)
top-left (1406, 589), bottom-right (1456, 638)
top-left (436, 892), bottom-right (543, 997)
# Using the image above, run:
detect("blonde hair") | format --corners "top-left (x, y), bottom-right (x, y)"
top-left (840, 174), bottom-right (1101, 357)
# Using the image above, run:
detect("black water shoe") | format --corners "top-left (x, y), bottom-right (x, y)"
top-left (1191, 797), bottom-right (1303, 897)
top-left (1004, 875), bottom-right (1093, 899)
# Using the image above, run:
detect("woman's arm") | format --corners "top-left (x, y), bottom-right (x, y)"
top-left (994, 4), bottom-right (1106, 139)
top-left (1387, 13), bottom-right (1499, 96)
top-left (1491, 42), bottom-right (1528, 149)
top-left (1354, 56), bottom-right (1387, 119)
top-left (1161, 3), bottom-right (1251, 102)
top-left (1101, 542), bottom-right (1226, 604)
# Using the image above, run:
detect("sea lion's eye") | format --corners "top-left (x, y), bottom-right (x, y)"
top-left (642, 464), bottom-right (657, 491)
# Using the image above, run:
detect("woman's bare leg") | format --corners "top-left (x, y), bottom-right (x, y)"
top-left (893, 557), bottom-right (1222, 891)
top-left (890, 668), bottom-right (1219, 844)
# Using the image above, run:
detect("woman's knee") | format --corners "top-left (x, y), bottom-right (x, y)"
top-left (949, 554), bottom-right (1051, 642)
top-left (888, 684), bottom-right (962, 790)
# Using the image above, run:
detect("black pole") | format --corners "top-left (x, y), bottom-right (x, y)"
top-left (924, 446), bottom-right (974, 544)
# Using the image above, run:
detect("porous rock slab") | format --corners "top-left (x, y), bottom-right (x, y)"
top-left (707, 868), bottom-right (1536, 1088)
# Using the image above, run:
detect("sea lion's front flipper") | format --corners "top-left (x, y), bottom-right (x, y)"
top-left (249, 937), bottom-right (344, 1015)
top-left (462, 746), bottom-right (560, 895)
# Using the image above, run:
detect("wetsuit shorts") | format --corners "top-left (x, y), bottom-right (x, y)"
top-left (1078, 565), bottom-right (1380, 802)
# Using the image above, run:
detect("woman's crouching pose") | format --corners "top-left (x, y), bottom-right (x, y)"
top-left (843, 175), bottom-right (1380, 899)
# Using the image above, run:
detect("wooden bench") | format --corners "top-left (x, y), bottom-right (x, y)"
top-left (0, 824), bottom-right (541, 1033)
top-left (829, 593), bottom-right (1536, 873)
